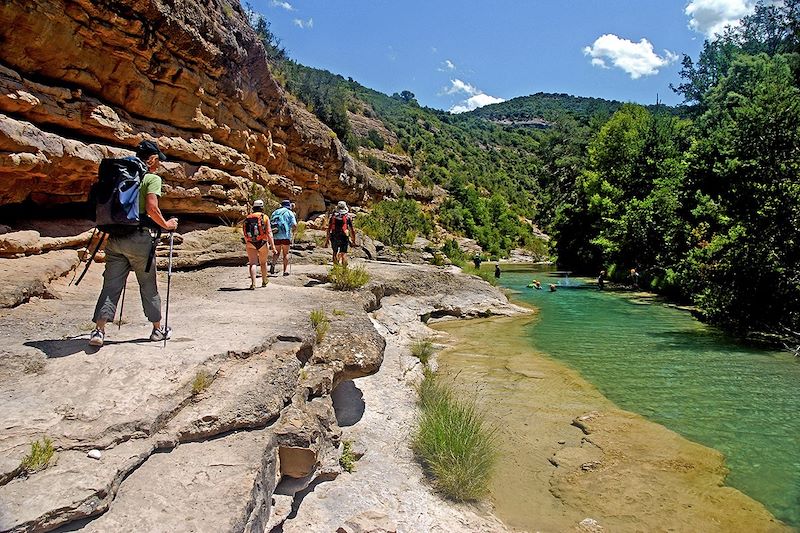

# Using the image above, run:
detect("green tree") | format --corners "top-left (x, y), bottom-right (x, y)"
top-left (687, 53), bottom-right (800, 334)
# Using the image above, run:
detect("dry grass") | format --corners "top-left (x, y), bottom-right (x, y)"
top-left (191, 370), bottom-right (214, 396)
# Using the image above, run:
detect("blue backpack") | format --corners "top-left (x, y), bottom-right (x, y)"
top-left (92, 156), bottom-right (147, 234)
top-left (270, 208), bottom-right (292, 238)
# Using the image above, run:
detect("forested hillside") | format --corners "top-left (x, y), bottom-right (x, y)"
top-left (251, 0), bottom-right (799, 343)
top-left (551, 0), bottom-right (799, 339)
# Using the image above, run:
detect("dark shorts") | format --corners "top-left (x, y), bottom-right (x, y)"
top-left (331, 234), bottom-right (349, 254)
top-left (274, 239), bottom-right (291, 246)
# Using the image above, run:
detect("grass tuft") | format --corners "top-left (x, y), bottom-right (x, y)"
top-left (463, 265), bottom-right (498, 286)
top-left (339, 440), bottom-right (356, 473)
top-left (22, 438), bottom-right (55, 473)
top-left (191, 370), bottom-right (214, 396)
top-left (328, 264), bottom-right (370, 291)
top-left (410, 338), bottom-right (435, 365)
top-left (310, 309), bottom-right (330, 343)
top-left (332, 308), bottom-right (347, 317)
top-left (413, 369), bottom-right (497, 501)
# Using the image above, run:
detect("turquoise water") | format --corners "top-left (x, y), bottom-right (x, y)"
top-left (501, 269), bottom-right (800, 527)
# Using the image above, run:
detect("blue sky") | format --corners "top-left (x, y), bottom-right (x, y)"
top-left (249, 0), bottom-right (760, 111)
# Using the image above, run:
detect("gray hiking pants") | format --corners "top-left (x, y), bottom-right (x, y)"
top-left (92, 229), bottom-right (161, 324)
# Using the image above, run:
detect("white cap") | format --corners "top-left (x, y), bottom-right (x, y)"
top-left (336, 201), bottom-right (348, 214)
top-left (253, 199), bottom-right (264, 208)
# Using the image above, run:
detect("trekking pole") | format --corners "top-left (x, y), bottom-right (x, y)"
top-left (73, 231), bottom-right (107, 286)
top-left (163, 231), bottom-right (175, 348)
top-left (118, 277), bottom-right (127, 330)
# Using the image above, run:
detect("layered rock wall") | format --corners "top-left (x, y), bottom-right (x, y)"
top-left (0, 0), bottom-right (397, 220)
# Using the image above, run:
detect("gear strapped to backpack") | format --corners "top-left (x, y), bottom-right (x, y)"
top-left (331, 212), bottom-right (351, 236)
top-left (73, 156), bottom-right (157, 286)
top-left (244, 213), bottom-right (269, 243)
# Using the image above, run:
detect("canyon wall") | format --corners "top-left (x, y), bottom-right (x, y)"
top-left (0, 0), bottom-right (398, 221)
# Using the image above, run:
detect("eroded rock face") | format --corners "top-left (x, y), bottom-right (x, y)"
top-left (0, 0), bottom-right (396, 218)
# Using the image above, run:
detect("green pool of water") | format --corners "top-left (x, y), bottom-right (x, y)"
top-left (500, 269), bottom-right (800, 527)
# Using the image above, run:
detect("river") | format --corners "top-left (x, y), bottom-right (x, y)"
top-left (435, 266), bottom-right (799, 531)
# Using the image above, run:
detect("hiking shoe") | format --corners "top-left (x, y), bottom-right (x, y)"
top-left (249, 283), bottom-right (256, 290)
top-left (150, 327), bottom-right (172, 342)
top-left (89, 329), bottom-right (104, 347)
top-left (283, 272), bottom-right (290, 276)
top-left (261, 280), bottom-right (268, 287)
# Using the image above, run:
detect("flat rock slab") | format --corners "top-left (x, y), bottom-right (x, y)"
top-left (0, 439), bottom-right (153, 532)
top-left (79, 429), bottom-right (276, 533)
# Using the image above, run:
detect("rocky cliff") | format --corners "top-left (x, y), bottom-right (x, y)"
top-left (0, 0), bottom-right (398, 221)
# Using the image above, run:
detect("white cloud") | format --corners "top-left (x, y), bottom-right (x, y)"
top-left (293, 17), bottom-right (313, 29)
top-left (583, 34), bottom-right (678, 79)
top-left (445, 79), bottom-right (505, 113)
top-left (443, 59), bottom-right (456, 71)
top-left (685, 0), bottom-right (755, 38)
top-left (445, 78), bottom-right (478, 95)
top-left (270, 0), bottom-right (294, 11)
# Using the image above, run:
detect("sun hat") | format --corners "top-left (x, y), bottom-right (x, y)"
top-left (281, 199), bottom-right (291, 207)
top-left (253, 199), bottom-right (264, 208)
top-left (135, 140), bottom-right (167, 161)
top-left (336, 201), bottom-right (348, 214)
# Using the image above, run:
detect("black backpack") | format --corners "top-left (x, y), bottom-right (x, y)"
top-left (91, 157), bottom-right (147, 235)
top-left (74, 157), bottom-right (152, 286)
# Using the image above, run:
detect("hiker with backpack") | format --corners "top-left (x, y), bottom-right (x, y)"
top-left (324, 201), bottom-right (356, 266)
top-left (243, 199), bottom-right (277, 289)
top-left (270, 199), bottom-right (297, 276)
top-left (88, 140), bottom-right (178, 347)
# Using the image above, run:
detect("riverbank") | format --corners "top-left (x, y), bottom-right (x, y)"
top-left (0, 258), bottom-right (524, 532)
top-left (434, 300), bottom-right (791, 531)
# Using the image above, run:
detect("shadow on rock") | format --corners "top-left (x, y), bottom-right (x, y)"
top-left (331, 380), bottom-right (365, 427)
top-left (24, 337), bottom-right (151, 358)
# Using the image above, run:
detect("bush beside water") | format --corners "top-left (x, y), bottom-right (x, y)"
top-left (413, 368), bottom-right (497, 501)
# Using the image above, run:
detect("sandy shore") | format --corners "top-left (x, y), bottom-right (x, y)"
top-left (435, 314), bottom-right (789, 532)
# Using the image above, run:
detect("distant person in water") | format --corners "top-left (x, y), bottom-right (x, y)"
top-left (472, 253), bottom-right (482, 269)
top-left (549, 283), bottom-right (557, 292)
top-left (528, 279), bottom-right (542, 290)
top-left (494, 264), bottom-right (501, 279)
top-left (597, 269), bottom-right (606, 290)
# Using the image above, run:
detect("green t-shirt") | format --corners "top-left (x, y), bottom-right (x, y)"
top-left (139, 173), bottom-right (162, 214)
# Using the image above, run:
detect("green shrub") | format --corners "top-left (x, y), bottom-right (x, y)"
top-left (294, 221), bottom-right (307, 242)
top-left (358, 199), bottom-right (432, 246)
top-left (191, 370), bottom-right (214, 396)
top-left (463, 265), bottom-right (497, 286)
top-left (413, 370), bottom-right (497, 501)
top-left (329, 264), bottom-right (370, 290)
top-left (429, 252), bottom-right (446, 266)
top-left (339, 440), bottom-right (356, 473)
top-left (441, 239), bottom-right (466, 267)
top-left (410, 339), bottom-right (435, 365)
top-left (310, 309), bottom-right (330, 343)
top-left (22, 438), bottom-right (55, 473)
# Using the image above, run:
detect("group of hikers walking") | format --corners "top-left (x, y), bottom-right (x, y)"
top-left (83, 140), bottom-right (358, 348)
top-left (242, 198), bottom-right (297, 290)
